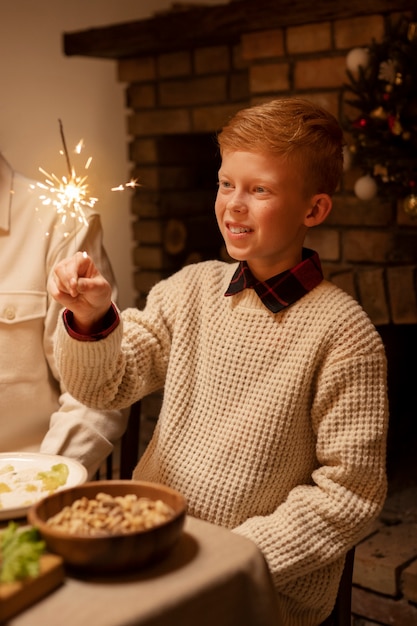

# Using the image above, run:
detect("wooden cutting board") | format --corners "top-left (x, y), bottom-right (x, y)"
top-left (0, 553), bottom-right (65, 622)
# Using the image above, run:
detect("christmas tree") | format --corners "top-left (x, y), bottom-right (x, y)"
top-left (343, 15), bottom-right (417, 213)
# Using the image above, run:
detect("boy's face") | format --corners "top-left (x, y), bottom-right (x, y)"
top-left (215, 150), bottom-right (316, 281)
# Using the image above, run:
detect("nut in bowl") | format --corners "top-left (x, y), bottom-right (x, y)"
top-left (27, 480), bottom-right (187, 573)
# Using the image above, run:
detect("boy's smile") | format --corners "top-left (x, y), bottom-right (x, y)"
top-left (227, 223), bottom-right (253, 235)
top-left (215, 150), bottom-right (321, 281)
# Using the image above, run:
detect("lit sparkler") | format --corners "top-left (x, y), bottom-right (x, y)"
top-left (31, 120), bottom-right (139, 239)
top-left (32, 120), bottom-right (97, 237)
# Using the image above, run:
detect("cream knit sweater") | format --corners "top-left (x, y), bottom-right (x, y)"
top-left (55, 260), bottom-right (388, 626)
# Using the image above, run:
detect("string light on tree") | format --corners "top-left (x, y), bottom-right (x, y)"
top-left (343, 16), bottom-right (417, 216)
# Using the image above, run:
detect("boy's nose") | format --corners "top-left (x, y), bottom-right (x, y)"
top-left (227, 193), bottom-right (247, 212)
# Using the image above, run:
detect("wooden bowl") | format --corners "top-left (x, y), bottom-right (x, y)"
top-left (27, 480), bottom-right (187, 573)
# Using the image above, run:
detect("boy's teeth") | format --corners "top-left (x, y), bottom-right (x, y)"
top-left (230, 226), bottom-right (249, 233)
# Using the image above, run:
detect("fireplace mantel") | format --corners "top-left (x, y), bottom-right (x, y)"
top-left (63, 0), bottom-right (416, 59)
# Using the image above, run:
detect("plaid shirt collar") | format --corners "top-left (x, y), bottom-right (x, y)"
top-left (225, 248), bottom-right (323, 313)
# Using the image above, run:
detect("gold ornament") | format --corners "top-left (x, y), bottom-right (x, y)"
top-left (407, 22), bottom-right (417, 42)
top-left (394, 72), bottom-right (403, 86)
top-left (403, 194), bottom-right (417, 217)
top-left (373, 164), bottom-right (388, 179)
top-left (391, 118), bottom-right (403, 135)
top-left (370, 106), bottom-right (387, 120)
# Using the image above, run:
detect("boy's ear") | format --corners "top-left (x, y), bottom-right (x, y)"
top-left (304, 194), bottom-right (332, 227)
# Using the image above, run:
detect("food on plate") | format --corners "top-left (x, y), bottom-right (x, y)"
top-left (36, 464), bottom-right (69, 492)
top-left (0, 522), bottom-right (45, 583)
top-left (0, 463), bottom-right (69, 510)
top-left (46, 492), bottom-right (175, 536)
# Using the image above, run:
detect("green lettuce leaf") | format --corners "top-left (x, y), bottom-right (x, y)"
top-left (0, 521), bottom-right (45, 583)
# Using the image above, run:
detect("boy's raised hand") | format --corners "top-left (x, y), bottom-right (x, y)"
top-left (48, 251), bottom-right (113, 333)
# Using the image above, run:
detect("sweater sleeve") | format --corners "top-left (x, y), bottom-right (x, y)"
top-left (40, 212), bottom-right (127, 478)
top-left (52, 278), bottom-right (173, 412)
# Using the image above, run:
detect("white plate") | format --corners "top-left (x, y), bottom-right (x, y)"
top-left (0, 452), bottom-right (88, 520)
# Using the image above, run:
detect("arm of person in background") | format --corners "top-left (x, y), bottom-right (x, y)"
top-left (40, 214), bottom-right (128, 479)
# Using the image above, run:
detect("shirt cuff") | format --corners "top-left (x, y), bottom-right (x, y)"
top-left (63, 303), bottom-right (120, 341)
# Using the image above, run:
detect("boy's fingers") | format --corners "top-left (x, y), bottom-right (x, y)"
top-left (52, 252), bottom-right (92, 297)
top-left (76, 251), bottom-right (93, 276)
top-left (53, 266), bottom-right (77, 297)
top-left (49, 253), bottom-right (109, 312)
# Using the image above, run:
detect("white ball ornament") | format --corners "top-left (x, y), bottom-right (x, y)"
top-left (354, 175), bottom-right (378, 200)
top-left (346, 48), bottom-right (370, 73)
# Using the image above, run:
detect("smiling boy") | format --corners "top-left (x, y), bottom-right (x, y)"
top-left (216, 144), bottom-right (331, 280)
top-left (49, 98), bottom-right (388, 626)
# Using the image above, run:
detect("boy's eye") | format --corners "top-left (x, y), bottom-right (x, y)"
top-left (218, 180), bottom-right (232, 189)
top-left (255, 186), bottom-right (266, 193)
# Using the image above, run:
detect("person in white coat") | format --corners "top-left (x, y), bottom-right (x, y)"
top-left (0, 153), bottom-right (127, 477)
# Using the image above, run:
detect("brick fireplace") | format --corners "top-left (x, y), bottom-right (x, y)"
top-left (64, 2), bottom-right (417, 620)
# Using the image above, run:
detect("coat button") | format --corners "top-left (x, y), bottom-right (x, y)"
top-left (4, 306), bottom-right (16, 320)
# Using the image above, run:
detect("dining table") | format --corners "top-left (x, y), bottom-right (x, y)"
top-left (5, 515), bottom-right (280, 626)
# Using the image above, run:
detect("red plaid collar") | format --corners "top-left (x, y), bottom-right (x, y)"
top-left (225, 248), bottom-right (323, 313)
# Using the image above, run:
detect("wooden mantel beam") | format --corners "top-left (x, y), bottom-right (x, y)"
top-left (63, 0), bottom-right (416, 59)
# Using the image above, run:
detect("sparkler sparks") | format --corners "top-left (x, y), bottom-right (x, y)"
top-left (32, 121), bottom-right (97, 237)
top-left (31, 120), bottom-right (140, 240)
top-left (111, 179), bottom-right (139, 192)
